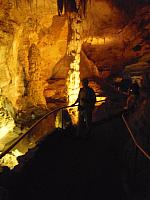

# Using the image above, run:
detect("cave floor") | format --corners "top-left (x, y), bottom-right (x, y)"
top-left (1, 88), bottom-right (149, 200)
top-left (1, 111), bottom-right (133, 200)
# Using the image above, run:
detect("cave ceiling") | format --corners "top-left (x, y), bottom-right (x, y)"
top-left (81, 0), bottom-right (150, 77)
top-left (0, 0), bottom-right (150, 170)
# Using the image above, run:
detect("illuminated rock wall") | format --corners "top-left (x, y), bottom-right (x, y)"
top-left (0, 0), bottom-right (68, 111)
top-left (0, 0), bottom-right (149, 111)
top-left (81, 0), bottom-right (150, 78)
top-left (0, 0), bottom-right (149, 121)
top-left (0, 0), bottom-right (149, 170)
top-left (66, 13), bottom-right (82, 106)
top-left (0, 95), bottom-right (15, 151)
top-left (0, 0), bottom-right (68, 152)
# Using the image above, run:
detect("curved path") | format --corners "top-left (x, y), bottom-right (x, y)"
top-left (1, 112), bottom-right (130, 200)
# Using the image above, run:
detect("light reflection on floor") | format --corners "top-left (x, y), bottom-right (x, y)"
top-left (0, 95), bottom-right (106, 170)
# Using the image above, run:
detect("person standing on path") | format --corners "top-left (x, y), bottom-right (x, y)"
top-left (72, 78), bottom-right (96, 137)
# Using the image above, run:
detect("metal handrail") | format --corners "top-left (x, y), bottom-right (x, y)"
top-left (0, 105), bottom-right (75, 160)
top-left (105, 80), bottom-right (150, 160)
top-left (122, 113), bottom-right (150, 160)
top-left (0, 100), bottom-right (105, 160)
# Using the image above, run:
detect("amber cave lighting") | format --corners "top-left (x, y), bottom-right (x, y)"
top-left (67, 54), bottom-right (80, 106)
top-left (0, 149), bottom-right (23, 170)
top-left (84, 36), bottom-right (113, 45)
top-left (66, 14), bottom-right (82, 125)
top-left (0, 97), bottom-right (15, 143)
top-left (96, 96), bottom-right (107, 106)
top-left (0, 96), bottom-right (24, 169)
top-left (0, 124), bottom-right (13, 140)
top-left (67, 54), bottom-right (80, 125)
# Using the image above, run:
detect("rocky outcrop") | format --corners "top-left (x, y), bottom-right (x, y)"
top-left (82, 1), bottom-right (150, 78)
top-left (123, 6), bottom-right (150, 76)
top-left (0, 0), bottom-right (149, 112)
top-left (0, 0), bottom-right (68, 112)
top-left (0, 95), bottom-right (16, 151)
top-left (0, 0), bottom-right (69, 152)
top-left (0, 0), bottom-right (150, 163)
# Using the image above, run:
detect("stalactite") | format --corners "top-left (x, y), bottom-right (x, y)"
top-left (26, 0), bottom-right (33, 9)
top-left (15, 0), bottom-right (19, 9)
top-left (75, 0), bottom-right (81, 11)
top-left (36, 0), bottom-right (38, 10)
top-left (64, 0), bottom-right (67, 13)
top-left (29, 0), bottom-right (32, 9)
top-left (14, 0), bottom-right (34, 9)
top-left (64, 0), bottom-right (77, 13)
top-left (35, 0), bottom-right (38, 32)
top-left (57, 0), bottom-right (64, 16)
top-left (57, 0), bottom-right (79, 15)
top-left (66, 14), bottom-right (82, 122)
top-left (81, 0), bottom-right (87, 17)
top-left (56, 0), bottom-right (89, 16)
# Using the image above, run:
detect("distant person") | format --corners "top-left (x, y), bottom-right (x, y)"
top-left (124, 89), bottom-right (136, 110)
top-left (72, 78), bottom-right (96, 137)
top-left (124, 80), bottom-right (140, 110)
top-left (130, 80), bottom-right (140, 104)
top-left (119, 77), bottom-right (132, 93)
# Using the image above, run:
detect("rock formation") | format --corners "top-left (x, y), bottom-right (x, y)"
top-left (0, 0), bottom-right (149, 111)
top-left (0, 0), bottom-right (150, 169)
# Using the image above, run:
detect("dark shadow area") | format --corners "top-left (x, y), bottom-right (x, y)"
top-left (0, 113), bottom-right (130, 200)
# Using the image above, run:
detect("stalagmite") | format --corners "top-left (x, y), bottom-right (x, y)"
top-left (0, 0), bottom-right (149, 171)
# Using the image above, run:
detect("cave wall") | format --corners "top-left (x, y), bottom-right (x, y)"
top-left (1, 0), bottom-right (149, 110)
top-left (0, 0), bottom-right (150, 111)
top-left (81, 0), bottom-right (150, 78)
top-left (0, 0), bottom-right (149, 169)
top-left (0, 0), bottom-right (68, 110)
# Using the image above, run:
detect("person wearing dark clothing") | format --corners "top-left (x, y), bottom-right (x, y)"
top-left (119, 78), bottom-right (132, 93)
top-left (131, 80), bottom-right (140, 99)
top-left (129, 80), bottom-right (140, 109)
top-left (124, 80), bottom-right (140, 110)
top-left (124, 89), bottom-right (136, 110)
top-left (72, 78), bottom-right (96, 137)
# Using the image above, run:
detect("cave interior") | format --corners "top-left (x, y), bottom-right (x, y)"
top-left (0, 0), bottom-right (150, 188)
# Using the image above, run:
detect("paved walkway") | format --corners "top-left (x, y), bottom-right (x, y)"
top-left (1, 112), bottom-right (130, 200)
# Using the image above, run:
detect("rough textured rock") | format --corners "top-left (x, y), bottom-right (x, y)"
top-left (82, 1), bottom-right (150, 78)
top-left (0, 0), bottom-right (150, 112)
top-left (0, 0), bottom-right (68, 111)
top-left (0, 0), bottom-right (69, 156)
top-left (0, 0), bottom-right (150, 170)
top-left (0, 95), bottom-right (16, 151)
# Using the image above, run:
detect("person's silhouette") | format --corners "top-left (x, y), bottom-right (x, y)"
top-left (72, 78), bottom-right (96, 137)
